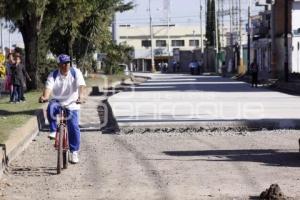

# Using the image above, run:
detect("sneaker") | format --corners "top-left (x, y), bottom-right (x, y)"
top-left (70, 151), bottom-right (79, 164)
top-left (48, 132), bottom-right (56, 140)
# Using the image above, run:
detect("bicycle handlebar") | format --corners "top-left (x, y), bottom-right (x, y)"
top-left (39, 98), bottom-right (85, 106)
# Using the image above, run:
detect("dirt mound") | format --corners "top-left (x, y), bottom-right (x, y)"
top-left (259, 184), bottom-right (287, 200)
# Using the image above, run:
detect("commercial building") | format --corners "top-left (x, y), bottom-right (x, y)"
top-left (117, 24), bottom-right (203, 71)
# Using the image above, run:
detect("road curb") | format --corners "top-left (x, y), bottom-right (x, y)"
top-left (0, 109), bottom-right (45, 177)
top-left (118, 119), bottom-right (300, 133)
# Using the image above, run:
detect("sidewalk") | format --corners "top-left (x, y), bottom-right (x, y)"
top-left (108, 73), bottom-right (300, 131)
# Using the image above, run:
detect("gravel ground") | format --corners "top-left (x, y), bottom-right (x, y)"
top-left (0, 130), bottom-right (300, 200)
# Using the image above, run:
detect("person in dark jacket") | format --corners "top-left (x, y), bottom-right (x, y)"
top-left (11, 53), bottom-right (31, 103)
top-left (250, 59), bottom-right (259, 88)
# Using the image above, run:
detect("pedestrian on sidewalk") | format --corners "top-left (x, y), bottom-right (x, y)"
top-left (197, 59), bottom-right (203, 75)
top-left (189, 60), bottom-right (196, 75)
top-left (250, 58), bottom-right (259, 88)
top-left (5, 53), bottom-right (15, 102)
top-left (221, 61), bottom-right (227, 77)
top-left (11, 53), bottom-right (31, 103)
top-left (163, 62), bottom-right (168, 73)
top-left (39, 54), bottom-right (86, 164)
top-left (172, 61), bottom-right (177, 73)
top-left (176, 62), bottom-right (180, 72)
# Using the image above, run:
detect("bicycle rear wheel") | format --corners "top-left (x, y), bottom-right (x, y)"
top-left (57, 125), bottom-right (64, 174)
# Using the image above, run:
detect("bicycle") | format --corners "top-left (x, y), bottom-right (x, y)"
top-left (40, 99), bottom-right (82, 174)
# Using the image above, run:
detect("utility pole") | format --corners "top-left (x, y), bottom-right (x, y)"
top-left (204, 0), bottom-right (207, 71)
top-left (221, 0), bottom-right (224, 48)
top-left (230, 0), bottom-right (233, 46)
top-left (247, 0), bottom-right (252, 73)
top-left (215, 0), bottom-right (219, 73)
top-left (235, 0), bottom-right (239, 33)
top-left (284, 0), bottom-right (289, 82)
top-left (148, 0), bottom-right (155, 73)
top-left (238, 0), bottom-right (243, 74)
top-left (217, 0), bottom-right (221, 48)
top-left (230, 0), bottom-right (234, 71)
top-left (200, 0), bottom-right (204, 52)
top-left (215, 0), bottom-right (218, 52)
top-left (165, 0), bottom-right (171, 64)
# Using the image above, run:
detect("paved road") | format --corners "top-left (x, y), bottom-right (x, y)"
top-left (109, 73), bottom-right (300, 129)
top-left (1, 73), bottom-right (300, 200)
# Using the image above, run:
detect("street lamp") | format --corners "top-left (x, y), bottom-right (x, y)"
top-left (247, 0), bottom-right (252, 73)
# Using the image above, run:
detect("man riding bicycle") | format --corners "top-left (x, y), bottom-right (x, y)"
top-left (39, 54), bottom-right (86, 164)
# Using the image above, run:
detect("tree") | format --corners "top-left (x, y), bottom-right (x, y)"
top-left (104, 43), bottom-right (134, 75)
top-left (0, 0), bottom-right (134, 89)
top-left (49, 0), bottom-right (133, 63)
top-left (0, 0), bottom-right (49, 89)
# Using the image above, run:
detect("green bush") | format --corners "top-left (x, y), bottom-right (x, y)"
top-left (103, 65), bottom-right (125, 75)
top-left (38, 59), bottom-right (57, 86)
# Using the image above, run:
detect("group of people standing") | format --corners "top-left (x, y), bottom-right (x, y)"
top-left (2, 52), bottom-right (31, 103)
top-left (158, 62), bottom-right (169, 73)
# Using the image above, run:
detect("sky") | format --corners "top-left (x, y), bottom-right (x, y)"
top-left (1, 22), bottom-right (24, 50)
top-left (117, 0), bottom-right (263, 27)
top-left (1, 0), bottom-right (263, 49)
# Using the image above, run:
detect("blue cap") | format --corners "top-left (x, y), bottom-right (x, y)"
top-left (57, 54), bottom-right (71, 64)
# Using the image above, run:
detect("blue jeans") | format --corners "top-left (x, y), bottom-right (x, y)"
top-left (47, 101), bottom-right (80, 152)
top-left (13, 85), bottom-right (21, 102)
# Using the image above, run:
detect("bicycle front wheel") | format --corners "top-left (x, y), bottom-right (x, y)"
top-left (63, 150), bottom-right (69, 169)
top-left (57, 125), bottom-right (64, 174)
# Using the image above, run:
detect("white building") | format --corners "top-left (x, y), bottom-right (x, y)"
top-left (118, 24), bottom-right (204, 55)
top-left (116, 23), bottom-right (247, 71)
top-left (116, 24), bottom-right (204, 71)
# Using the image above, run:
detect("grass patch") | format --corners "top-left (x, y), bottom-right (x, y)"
top-left (85, 74), bottom-right (130, 88)
top-left (0, 91), bottom-right (42, 143)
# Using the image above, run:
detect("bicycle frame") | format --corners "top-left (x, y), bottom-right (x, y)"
top-left (54, 106), bottom-right (69, 151)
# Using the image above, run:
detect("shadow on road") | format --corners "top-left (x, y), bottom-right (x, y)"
top-left (163, 149), bottom-right (300, 168)
top-left (6, 165), bottom-right (57, 176)
top-left (132, 76), bottom-right (271, 93)
top-left (0, 109), bottom-right (37, 116)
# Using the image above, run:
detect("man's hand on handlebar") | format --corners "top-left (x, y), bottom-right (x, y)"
top-left (39, 96), bottom-right (48, 103)
top-left (76, 97), bottom-right (86, 104)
